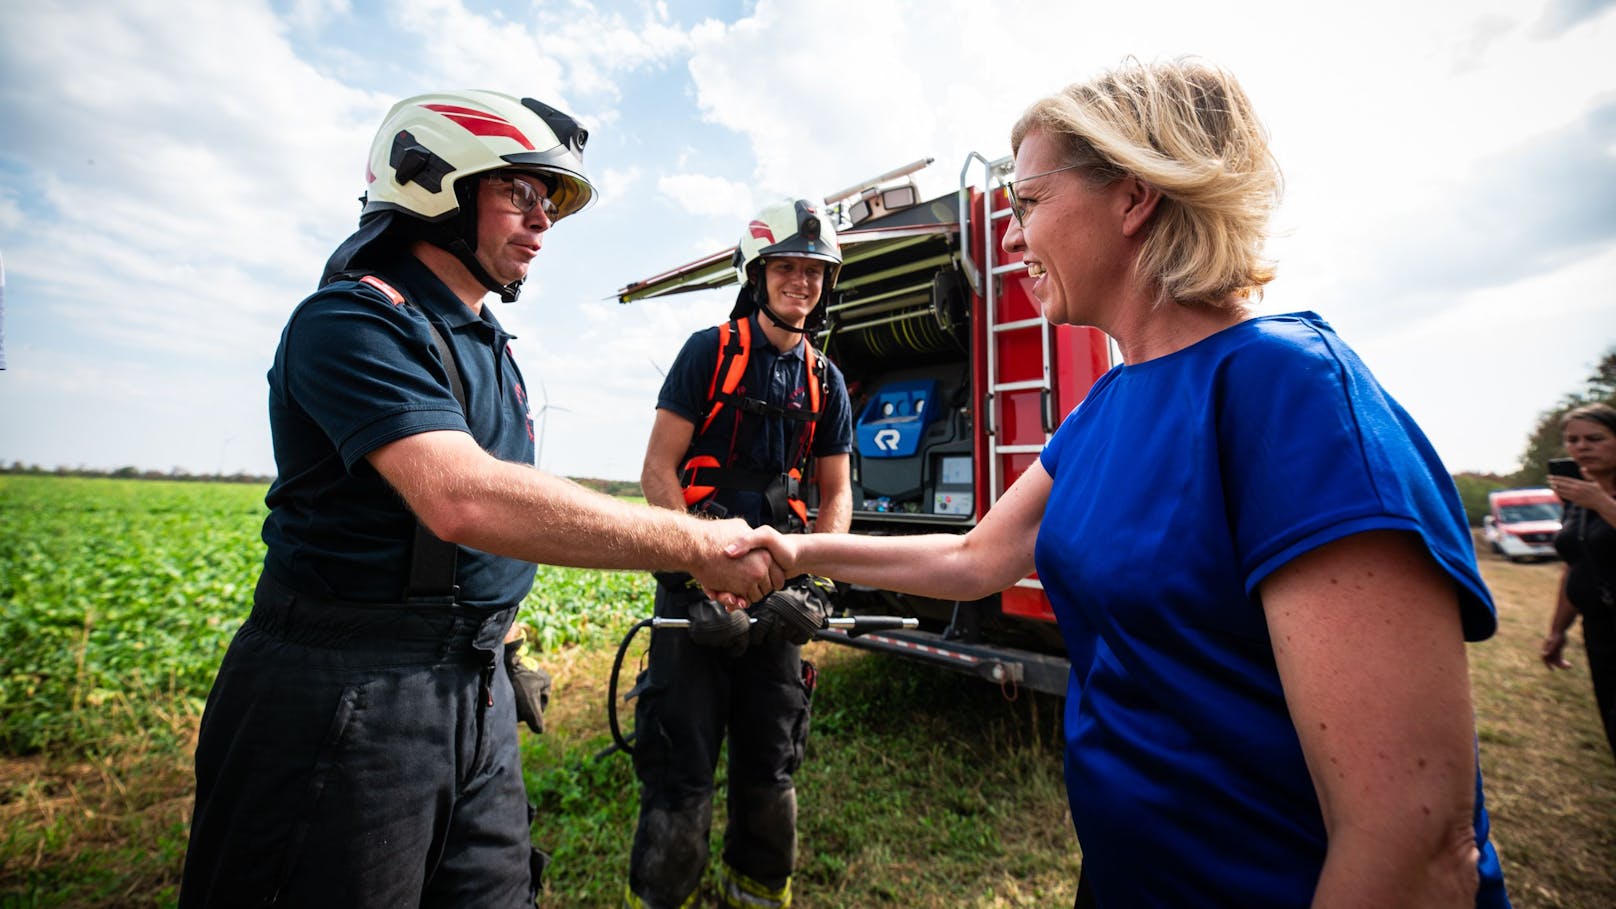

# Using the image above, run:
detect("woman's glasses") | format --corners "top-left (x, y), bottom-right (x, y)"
top-left (1004, 163), bottom-right (1087, 226)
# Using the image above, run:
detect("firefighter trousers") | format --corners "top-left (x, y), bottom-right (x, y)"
top-left (627, 582), bottom-right (814, 907)
top-left (179, 573), bottom-right (542, 908)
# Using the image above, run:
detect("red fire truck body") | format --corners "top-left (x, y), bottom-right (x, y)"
top-left (618, 155), bottom-right (1114, 695)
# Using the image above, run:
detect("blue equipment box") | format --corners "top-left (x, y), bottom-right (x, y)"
top-left (855, 379), bottom-right (939, 459)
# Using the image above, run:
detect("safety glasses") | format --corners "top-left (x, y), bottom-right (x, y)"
top-left (488, 173), bottom-right (559, 218)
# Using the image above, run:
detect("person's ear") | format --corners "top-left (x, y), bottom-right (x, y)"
top-left (1119, 176), bottom-right (1161, 238)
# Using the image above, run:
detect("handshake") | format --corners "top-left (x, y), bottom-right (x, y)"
top-left (687, 521), bottom-right (800, 609)
top-left (681, 522), bottom-right (831, 652)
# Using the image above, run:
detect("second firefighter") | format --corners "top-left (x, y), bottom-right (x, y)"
top-left (626, 198), bottom-right (855, 908)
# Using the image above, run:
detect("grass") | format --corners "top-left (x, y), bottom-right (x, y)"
top-left (2, 476), bottom-right (1614, 906)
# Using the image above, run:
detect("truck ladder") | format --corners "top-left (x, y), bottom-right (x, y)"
top-left (959, 153), bottom-right (1056, 510)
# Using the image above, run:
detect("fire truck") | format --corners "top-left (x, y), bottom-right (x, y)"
top-left (617, 155), bottom-right (1115, 696)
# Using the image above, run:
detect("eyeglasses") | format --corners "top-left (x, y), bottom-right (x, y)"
top-left (1004, 162), bottom-right (1087, 226)
top-left (488, 173), bottom-right (559, 218)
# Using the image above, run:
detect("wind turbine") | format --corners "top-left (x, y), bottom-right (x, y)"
top-left (532, 373), bottom-right (570, 471)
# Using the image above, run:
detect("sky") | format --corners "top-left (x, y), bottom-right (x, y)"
top-left (1, 0), bottom-right (1613, 482)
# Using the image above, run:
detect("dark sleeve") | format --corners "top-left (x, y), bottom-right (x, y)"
top-left (655, 327), bottom-right (721, 425)
top-left (277, 283), bottom-right (468, 470)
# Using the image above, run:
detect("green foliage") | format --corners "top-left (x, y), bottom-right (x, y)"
top-left (1512, 348), bottom-right (1616, 484)
top-left (518, 569), bottom-right (654, 653)
top-left (526, 643), bottom-right (1078, 908)
top-left (1453, 473), bottom-right (1507, 526)
top-left (0, 475), bottom-right (649, 756)
top-left (0, 477), bottom-right (264, 754)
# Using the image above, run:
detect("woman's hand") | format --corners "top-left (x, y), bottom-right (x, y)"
top-left (1541, 629), bottom-right (1572, 670)
top-left (725, 525), bottom-right (799, 578)
top-left (1548, 474), bottom-right (1611, 510)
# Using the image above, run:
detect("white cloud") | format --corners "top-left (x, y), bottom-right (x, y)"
top-left (1, 0), bottom-right (1612, 480)
top-left (1346, 241), bottom-right (1616, 474)
top-left (656, 172), bottom-right (754, 218)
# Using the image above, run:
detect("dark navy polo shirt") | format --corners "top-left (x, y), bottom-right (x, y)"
top-left (261, 254), bottom-right (538, 610)
top-left (657, 312), bottom-right (852, 526)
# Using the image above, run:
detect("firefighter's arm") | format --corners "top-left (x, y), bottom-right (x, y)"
top-left (368, 429), bottom-right (782, 601)
top-left (641, 408), bottom-right (697, 512)
top-left (732, 459), bottom-right (1050, 601)
top-left (810, 453), bottom-right (851, 534)
top-left (1259, 531), bottom-right (1481, 908)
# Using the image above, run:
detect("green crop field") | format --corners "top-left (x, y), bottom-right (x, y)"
top-left (0, 475), bottom-right (652, 756)
top-left (3, 474), bottom-right (1613, 907)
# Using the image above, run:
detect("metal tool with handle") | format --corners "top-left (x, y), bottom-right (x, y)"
top-left (605, 614), bottom-right (919, 758)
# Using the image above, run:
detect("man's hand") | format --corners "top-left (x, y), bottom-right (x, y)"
top-left (690, 518), bottom-right (785, 608)
top-left (724, 525), bottom-right (800, 578)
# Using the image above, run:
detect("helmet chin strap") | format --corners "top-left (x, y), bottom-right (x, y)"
top-left (445, 237), bottom-right (523, 303)
top-left (752, 282), bottom-right (808, 334)
top-left (426, 176), bottom-right (522, 303)
top-left (759, 302), bottom-right (808, 334)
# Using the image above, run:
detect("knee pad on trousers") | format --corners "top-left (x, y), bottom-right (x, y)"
top-left (724, 783), bottom-right (797, 889)
top-left (628, 800), bottom-right (711, 908)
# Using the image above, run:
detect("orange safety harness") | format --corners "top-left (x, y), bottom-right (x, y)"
top-left (679, 317), bottom-right (826, 531)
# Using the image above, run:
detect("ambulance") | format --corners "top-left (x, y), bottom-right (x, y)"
top-left (1482, 488), bottom-right (1563, 562)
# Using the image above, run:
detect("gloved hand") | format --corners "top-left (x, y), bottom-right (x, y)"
top-left (503, 624), bottom-right (552, 735)
top-left (749, 575), bottom-right (835, 646)
top-left (687, 597), bottom-right (751, 657)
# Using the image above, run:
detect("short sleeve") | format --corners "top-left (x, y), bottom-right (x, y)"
top-left (279, 286), bottom-right (468, 469)
top-left (656, 328), bottom-right (719, 425)
top-left (1214, 321), bottom-right (1495, 638)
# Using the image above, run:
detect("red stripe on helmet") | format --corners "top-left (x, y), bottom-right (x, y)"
top-left (748, 220), bottom-right (774, 243)
top-left (423, 103), bottom-right (536, 151)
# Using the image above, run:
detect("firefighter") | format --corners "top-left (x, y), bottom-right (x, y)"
top-left (179, 90), bottom-right (783, 908)
top-left (627, 199), bottom-right (855, 908)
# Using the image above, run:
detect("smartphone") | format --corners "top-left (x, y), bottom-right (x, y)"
top-left (1547, 457), bottom-right (1582, 479)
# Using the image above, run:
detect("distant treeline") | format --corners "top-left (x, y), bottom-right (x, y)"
top-left (0, 463), bottom-right (645, 499)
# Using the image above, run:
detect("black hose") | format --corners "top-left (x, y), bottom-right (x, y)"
top-left (606, 617), bottom-right (654, 757)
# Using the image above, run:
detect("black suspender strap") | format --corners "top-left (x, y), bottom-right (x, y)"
top-left (355, 274), bottom-right (464, 605)
top-left (405, 316), bottom-right (464, 604)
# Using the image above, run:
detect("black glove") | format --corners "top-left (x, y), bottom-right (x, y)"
top-left (750, 575), bottom-right (835, 646)
top-left (503, 625), bottom-right (552, 735)
top-left (687, 597), bottom-right (751, 656)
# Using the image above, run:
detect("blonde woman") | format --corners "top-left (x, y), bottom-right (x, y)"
top-left (735, 58), bottom-right (1510, 908)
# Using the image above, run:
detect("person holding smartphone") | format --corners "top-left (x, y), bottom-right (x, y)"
top-left (1542, 402), bottom-right (1616, 763)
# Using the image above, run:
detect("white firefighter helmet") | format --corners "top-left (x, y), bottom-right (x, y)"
top-left (732, 198), bottom-right (842, 287)
top-left (326, 90), bottom-right (596, 301)
top-left (728, 198), bottom-right (842, 330)
top-left (363, 89), bottom-right (595, 223)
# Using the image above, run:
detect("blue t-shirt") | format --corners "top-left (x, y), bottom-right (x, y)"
top-left (1036, 312), bottom-right (1508, 907)
top-left (657, 313), bottom-right (853, 526)
top-left (261, 255), bottom-right (538, 611)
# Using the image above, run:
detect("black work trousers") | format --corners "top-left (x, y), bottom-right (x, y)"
top-left (1579, 594), bottom-right (1616, 762)
top-left (179, 573), bottom-right (539, 908)
top-left (627, 581), bottom-right (814, 906)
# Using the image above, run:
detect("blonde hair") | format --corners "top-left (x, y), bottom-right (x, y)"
top-left (1010, 57), bottom-right (1283, 307)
